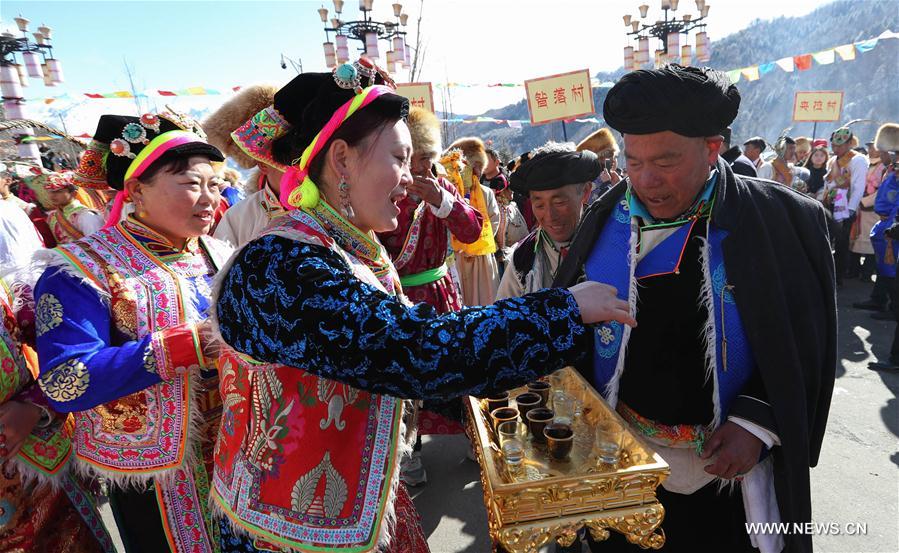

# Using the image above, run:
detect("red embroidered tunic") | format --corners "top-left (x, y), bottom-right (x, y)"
top-left (378, 179), bottom-right (482, 314)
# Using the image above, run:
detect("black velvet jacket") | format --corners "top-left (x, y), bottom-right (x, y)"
top-left (554, 158), bottom-right (837, 553)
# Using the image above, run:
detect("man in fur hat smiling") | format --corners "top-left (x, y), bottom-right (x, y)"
top-left (378, 107), bottom-right (484, 313)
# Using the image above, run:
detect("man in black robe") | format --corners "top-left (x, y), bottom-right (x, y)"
top-left (554, 65), bottom-right (836, 553)
top-left (720, 126), bottom-right (758, 178)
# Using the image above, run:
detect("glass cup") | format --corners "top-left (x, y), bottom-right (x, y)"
top-left (552, 391), bottom-right (575, 426)
top-left (497, 420), bottom-right (525, 446)
top-left (501, 437), bottom-right (525, 472)
top-left (544, 423), bottom-right (574, 460)
top-left (547, 369), bottom-right (566, 389)
top-left (595, 419), bottom-right (623, 465)
top-left (526, 381), bottom-right (551, 406)
top-left (525, 407), bottom-right (554, 443)
top-left (514, 392), bottom-right (542, 422)
top-left (490, 407), bottom-right (519, 433)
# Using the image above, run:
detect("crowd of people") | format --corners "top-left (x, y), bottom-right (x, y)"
top-left (718, 122), bottom-right (899, 336)
top-left (0, 59), bottom-right (895, 553)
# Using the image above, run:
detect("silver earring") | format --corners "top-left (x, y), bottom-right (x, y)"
top-left (338, 175), bottom-right (355, 219)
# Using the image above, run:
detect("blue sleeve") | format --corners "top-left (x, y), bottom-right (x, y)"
top-left (874, 173), bottom-right (898, 216)
top-left (34, 267), bottom-right (162, 412)
top-left (222, 186), bottom-right (243, 206)
top-left (216, 235), bottom-right (590, 402)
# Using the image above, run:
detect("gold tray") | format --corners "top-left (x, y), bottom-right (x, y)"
top-left (465, 367), bottom-right (670, 552)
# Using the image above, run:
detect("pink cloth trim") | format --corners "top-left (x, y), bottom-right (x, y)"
top-left (124, 133), bottom-right (197, 182)
top-left (103, 190), bottom-right (127, 229)
top-left (279, 85), bottom-right (395, 209)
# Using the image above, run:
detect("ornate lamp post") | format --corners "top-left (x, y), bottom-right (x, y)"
top-left (622, 0), bottom-right (711, 72)
top-left (1, 15), bottom-right (64, 162)
top-left (316, 0), bottom-right (410, 75)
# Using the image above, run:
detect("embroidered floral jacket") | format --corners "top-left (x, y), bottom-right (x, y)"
top-left (211, 202), bottom-right (591, 552)
top-left (34, 216), bottom-right (233, 553)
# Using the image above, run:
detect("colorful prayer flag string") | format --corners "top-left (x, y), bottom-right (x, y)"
top-left (20, 30), bottom-right (898, 103)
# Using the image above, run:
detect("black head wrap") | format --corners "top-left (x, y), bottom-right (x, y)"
top-left (509, 149), bottom-right (601, 194)
top-left (603, 64), bottom-right (740, 137)
top-left (272, 61), bottom-right (409, 162)
top-left (79, 114), bottom-right (223, 190)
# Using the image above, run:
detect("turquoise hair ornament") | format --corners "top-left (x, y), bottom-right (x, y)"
top-left (333, 62), bottom-right (361, 91)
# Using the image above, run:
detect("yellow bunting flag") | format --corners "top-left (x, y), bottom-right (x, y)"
top-left (741, 66), bottom-right (760, 81)
top-left (834, 44), bottom-right (856, 61)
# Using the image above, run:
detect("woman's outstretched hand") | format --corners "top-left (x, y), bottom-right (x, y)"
top-left (567, 282), bottom-right (637, 327)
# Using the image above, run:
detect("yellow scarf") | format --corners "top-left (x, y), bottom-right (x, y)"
top-left (771, 158), bottom-right (793, 184)
top-left (439, 152), bottom-right (497, 256)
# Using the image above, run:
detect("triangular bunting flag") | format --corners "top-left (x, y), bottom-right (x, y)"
top-left (775, 57), bottom-right (795, 72)
top-left (793, 54), bottom-right (813, 71)
top-left (726, 69), bottom-right (741, 84)
top-left (741, 66), bottom-right (760, 81)
top-left (834, 44), bottom-right (856, 61)
top-left (812, 50), bottom-right (836, 65)
top-left (856, 38), bottom-right (878, 52)
top-left (758, 62), bottom-right (776, 75)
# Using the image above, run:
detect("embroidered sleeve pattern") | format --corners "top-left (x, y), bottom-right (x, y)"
top-left (38, 358), bottom-right (90, 403)
top-left (35, 293), bottom-right (63, 338)
top-left (216, 235), bottom-right (590, 402)
top-left (34, 268), bottom-right (163, 412)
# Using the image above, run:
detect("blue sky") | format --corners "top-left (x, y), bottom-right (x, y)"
top-left (2, 1), bottom-right (323, 101)
top-left (3, 0), bottom-right (829, 133)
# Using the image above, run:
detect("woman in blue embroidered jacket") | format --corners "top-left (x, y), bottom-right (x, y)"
top-left (33, 112), bottom-right (233, 553)
top-left (211, 60), bottom-right (634, 553)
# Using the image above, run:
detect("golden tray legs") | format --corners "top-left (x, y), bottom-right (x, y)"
top-left (492, 503), bottom-right (666, 553)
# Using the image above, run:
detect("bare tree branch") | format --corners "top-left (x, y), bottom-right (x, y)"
top-left (410, 0), bottom-right (425, 82)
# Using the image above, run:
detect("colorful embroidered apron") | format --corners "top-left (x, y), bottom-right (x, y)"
top-left (212, 208), bottom-right (408, 553)
top-left (52, 223), bottom-right (228, 552)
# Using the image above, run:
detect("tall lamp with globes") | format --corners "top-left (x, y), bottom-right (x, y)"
top-left (0, 15), bottom-right (64, 162)
top-left (622, 0), bottom-right (711, 73)
top-left (316, 0), bottom-right (411, 75)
